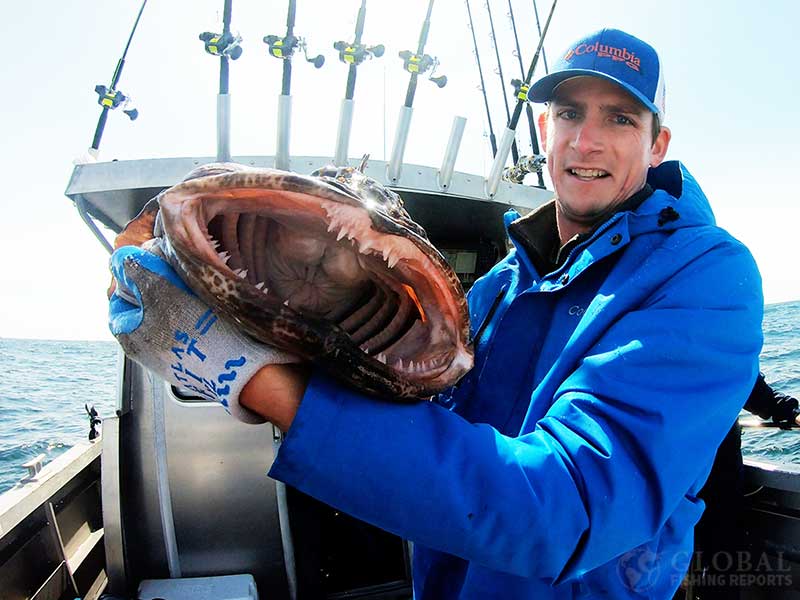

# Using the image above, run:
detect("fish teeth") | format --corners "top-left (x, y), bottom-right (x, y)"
top-left (255, 282), bottom-right (266, 290)
top-left (375, 353), bottom-right (387, 365)
top-left (210, 239), bottom-right (220, 250)
top-left (218, 251), bottom-right (231, 264)
top-left (395, 358), bottom-right (404, 370)
top-left (387, 251), bottom-right (400, 269)
top-left (238, 269), bottom-right (248, 280)
top-left (336, 228), bottom-right (347, 242)
top-left (283, 299), bottom-right (291, 307)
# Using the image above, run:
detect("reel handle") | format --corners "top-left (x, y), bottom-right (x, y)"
top-left (306, 52), bottom-right (325, 68)
top-left (430, 74), bottom-right (447, 88)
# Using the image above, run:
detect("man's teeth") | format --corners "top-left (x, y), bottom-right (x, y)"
top-left (570, 168), bottom-right (608, 178)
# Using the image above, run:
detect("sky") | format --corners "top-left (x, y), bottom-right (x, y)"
top-left (1, 0), bottom-right (798, 341)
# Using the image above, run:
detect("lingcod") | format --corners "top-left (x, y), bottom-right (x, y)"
top-left (113, 161), bottom-right (474, 399)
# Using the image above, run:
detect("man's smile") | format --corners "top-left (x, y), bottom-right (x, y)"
top-left (567, 167), bottom-right (611, 181)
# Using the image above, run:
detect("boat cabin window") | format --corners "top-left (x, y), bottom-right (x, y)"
top-left (171, 385), bottom-right (217, 404)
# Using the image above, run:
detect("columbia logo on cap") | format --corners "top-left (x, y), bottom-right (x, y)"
top-left (564, 42), bottom-right (642, 73)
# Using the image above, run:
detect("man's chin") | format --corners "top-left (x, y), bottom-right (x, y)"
top-left (556, 200), bottom-right (617, 224)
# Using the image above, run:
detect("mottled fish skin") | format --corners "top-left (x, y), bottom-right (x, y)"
top-left (115, 162), bottom-right (474, 399)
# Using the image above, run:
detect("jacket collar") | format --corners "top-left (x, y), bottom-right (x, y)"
top-left (505, 161), bottom-right (716, 282)
top-left (508, 185), bottom-right (653, 276)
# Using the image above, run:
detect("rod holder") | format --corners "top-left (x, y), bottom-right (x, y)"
top-left (275, 94), bottom-right (292, 171)
top-left (216, 94), bottom-right (231, 162)
top-left (334, 98), bottom-right (355, 166)
top-left (387, 105), bottom-right (414, 183)
top-left (486, 127), bottom-right (516, 197)
top-left (438, 116), bottom-right (466, 191)
top-left (22, 454), bottom-right (45, 478)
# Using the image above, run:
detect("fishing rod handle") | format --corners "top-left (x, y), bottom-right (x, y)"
top-left (91, 107), bottom-right (110, 151)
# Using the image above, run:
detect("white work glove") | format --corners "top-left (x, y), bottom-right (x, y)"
top-left (109, 245), bottom-right (298, 424)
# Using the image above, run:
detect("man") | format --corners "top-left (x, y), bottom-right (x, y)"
top-left (110, 29), bottom-right (763, 599)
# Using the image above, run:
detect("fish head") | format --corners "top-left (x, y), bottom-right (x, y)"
top-left (119, 162), bottom-right (474, 399)
top-left (310, 159), bottom-right (428, 241)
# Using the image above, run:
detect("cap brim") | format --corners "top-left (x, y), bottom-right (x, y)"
top-left (528, 69), bottom-right (660, 116)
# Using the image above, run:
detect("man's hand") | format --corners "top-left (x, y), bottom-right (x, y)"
top-left (109, 244), bottom-right (301, 426)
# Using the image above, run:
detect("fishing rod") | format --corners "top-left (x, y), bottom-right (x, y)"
top-left (388, 0), bottom-right (447, 183)
top-left (332, 0), bottom-right (384, 166)
top-left (739, 416), bottom-right (800, 430)
top-left (485, 0), bottom-right (519, 165)
top-left (486, 0), bottom-right (557, 196)
top-left (531, 0), bottom-right (550, 74)
top-left (89, 0), bottom-right (147, 158)
top-left (507, 0), bottom-right (545, 187)
top-left (264, 0), bottom-right (325, 170)
top-left (199, 0), bottom-right (244, 162)
top-left (465, 0), bottom-right (497, 158)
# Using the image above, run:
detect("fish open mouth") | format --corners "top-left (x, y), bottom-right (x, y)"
top-left (155, 169), bottom-right (473, 396)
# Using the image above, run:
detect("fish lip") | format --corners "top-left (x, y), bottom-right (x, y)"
top-left (157, 168), bottom-right (473, 396)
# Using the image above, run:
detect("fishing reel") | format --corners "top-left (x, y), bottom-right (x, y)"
top-left (510, 78), bottom-right (530, 102)
top-left (84, 404), bottom-right (102, 441)
top-left (93, 85), bottom-right (138, 120)
top-left (264, 34), bottom-right (325, 68)
top-left (333, 40), bottom-right (384, 66)
top-left (502, 154), bottom-right (546, 184)
top-left (398, 50), bottom-right (447, 88)
top-left (199, 31), bottom-right (243, 60)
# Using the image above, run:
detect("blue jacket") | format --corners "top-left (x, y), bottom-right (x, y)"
top-left (269, 162), bottom-right (763, 598)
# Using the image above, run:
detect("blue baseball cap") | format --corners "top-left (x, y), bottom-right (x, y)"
top-left (528, 28), bottom-right (665, 120)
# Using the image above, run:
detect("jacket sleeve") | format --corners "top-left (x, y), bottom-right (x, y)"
top-left (268, 241), bottom-right (763, 581)
top-left (745, 372), bottom-right (800, 423)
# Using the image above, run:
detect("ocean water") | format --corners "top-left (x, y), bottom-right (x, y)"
top-left (0, 339), bottom-right (118, 494)
top-left (1, 301), bottom-right (799, 494)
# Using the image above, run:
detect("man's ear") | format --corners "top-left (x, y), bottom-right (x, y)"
top-left (649, 125), bottom-right (671, 167)
top-left (538, 111), bottom-right (548, 152)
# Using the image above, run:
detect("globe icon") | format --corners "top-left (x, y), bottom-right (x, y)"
top-left (618, 547), bottom-right (661, 592)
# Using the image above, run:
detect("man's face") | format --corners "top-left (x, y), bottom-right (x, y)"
top-left (545, 76), bottom-right (670, 241)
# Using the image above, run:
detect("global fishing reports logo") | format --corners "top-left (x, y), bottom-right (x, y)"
top-left (615, 548), bottom-right (794, 592)
top-left (564, 42), bottom-right (641, 72)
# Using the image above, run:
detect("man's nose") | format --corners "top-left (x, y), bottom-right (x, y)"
top-left (570, 120), bottom-right (603, 154)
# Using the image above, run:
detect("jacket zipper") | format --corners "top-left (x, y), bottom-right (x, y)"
top-left (472, 284), bottom-right (508, 347)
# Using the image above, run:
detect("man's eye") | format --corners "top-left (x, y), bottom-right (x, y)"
top-left (614, 115), bottom-right (634, 125)
top-left (559, 109), bottom-right (579, 120)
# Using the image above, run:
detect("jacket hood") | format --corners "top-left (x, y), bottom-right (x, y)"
top-left (631, 160), bottom-right (717, 235)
